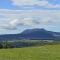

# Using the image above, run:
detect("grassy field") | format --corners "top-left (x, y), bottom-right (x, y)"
top-left (0, 44), bottom-right (60, 60)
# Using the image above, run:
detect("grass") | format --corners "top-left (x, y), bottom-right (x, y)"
top-left (0, 44), bottom-right (60, 60)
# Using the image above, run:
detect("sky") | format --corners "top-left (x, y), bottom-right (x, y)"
top-left (0, 0), bottom-right (60, 34)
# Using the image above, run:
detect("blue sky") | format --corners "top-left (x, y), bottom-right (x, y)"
top-left (0, 0), bottom-right (60, 34)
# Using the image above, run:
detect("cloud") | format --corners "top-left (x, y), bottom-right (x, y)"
top-left (9, 18), bottom-right (39, 27)
top-left (47, 4), bottom-right (60, 8)
top-left (10, 0), bottom-right (60, 9)
top-left (11, 0), bottom-right (48, 6)
top-left (0, 22), bottom-right (17, 30)
top-left (0, 18), bottom-right (38, 30)
top-left (0, 9), bottom-right (60, 30)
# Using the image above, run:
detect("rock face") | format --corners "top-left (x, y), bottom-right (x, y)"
top-left (0, 28), bottom-right (60, 41)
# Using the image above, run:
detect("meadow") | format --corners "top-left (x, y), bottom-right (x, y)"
top-left (0, 44), bottom-right (60, 60)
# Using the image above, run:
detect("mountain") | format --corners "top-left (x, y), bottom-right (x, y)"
top-left (20, 28), bottom-right (55, 39)
top-left (0, 28), bottom-right (60, 41)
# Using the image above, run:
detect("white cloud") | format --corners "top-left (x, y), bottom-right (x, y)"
top-left (9, 18), bottom-right (39, 27)
top-left (48, 4), bottom-right (60, 8)
top-left (10, 0), bottom-right (60, 9)
top-left (0, 9), bottom-right (60, 30)
top-left (11, 0), bottom-right (48, 6)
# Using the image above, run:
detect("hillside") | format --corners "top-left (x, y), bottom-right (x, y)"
top-left (0, 28), bottom-right (60, 40)
top-left (0, 44), bottom-right (60, 60)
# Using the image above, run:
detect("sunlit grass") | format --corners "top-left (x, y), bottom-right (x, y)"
top-left (0, 44), bottom-right (60, 60)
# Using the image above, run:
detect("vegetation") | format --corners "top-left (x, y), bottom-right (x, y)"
top-left (0, 44), bottom-right (60, 60)
top-left (0, 40), bottom-right (60, 48)
top-left (0, 40), bottom-right (60, 60)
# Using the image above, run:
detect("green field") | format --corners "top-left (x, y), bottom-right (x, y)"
top-left (0, 44), bottom-right (60, 60)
